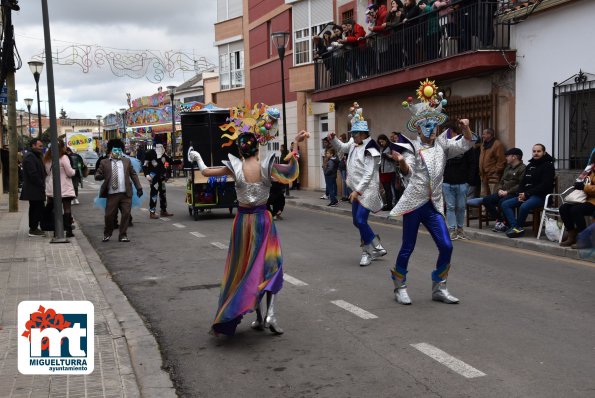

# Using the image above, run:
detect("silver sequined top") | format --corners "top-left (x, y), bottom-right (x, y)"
top-left (222, 153), bottom-right (275, 207)
top-left (331, 136), bottom-right (383, 213)
top-left (390, 133), bottom-right (474, 218)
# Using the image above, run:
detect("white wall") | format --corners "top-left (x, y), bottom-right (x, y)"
top-left (514, 1), bottom-right (595, 160)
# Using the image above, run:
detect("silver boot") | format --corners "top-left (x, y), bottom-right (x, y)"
top-left (371, 235), bottom-right (387, 259)
top-left (264, 292), bottom-right (284, 335)
top-left (432, 280), bottom-right (459, 304)
top-left (251, 299), bottom-right (264, 330)
top-left (360, 245), bottom-right (373, 266)
top-left (393, 279), bottom-right (412, 305)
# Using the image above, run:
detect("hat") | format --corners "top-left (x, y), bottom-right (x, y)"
top-left (350, 120), bottom-right (369, 133)
top-left (402, 79), bottom-right (448, 138)
top-left (505, 148), bottom-right (523, 158)
top-left (347, 102), bottom-right (369, 133)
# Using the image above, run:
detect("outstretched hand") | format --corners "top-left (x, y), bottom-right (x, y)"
top-left (327, 132), bottom-right (336, 141)
top-left (295, 130), bottom-right (311, 143)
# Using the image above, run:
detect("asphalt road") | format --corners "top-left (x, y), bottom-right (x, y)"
top-left (74, 176), bottom-right (595, 398)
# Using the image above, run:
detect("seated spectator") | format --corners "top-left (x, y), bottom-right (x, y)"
top-left (479, 127), bottom-right (506, 196)
top-left (501, 144), bottom-right (555, 238)
top-left (483, 148), bottom-right (526, 232)
top-left (378, 134), bottom-right (397, 210)
top-left (323, 148), bottom-right (339, 207)
top-left (575, 211), bottom-right (595, 255)
top-left (443, 130), bottom-right (474, 240)
top-left (559, 150), bottom-right (595, 247)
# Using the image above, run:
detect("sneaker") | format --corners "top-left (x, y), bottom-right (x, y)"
top-left (320, 194), bottom-right (328, 200)
top-left (119, 236), bottom-right (130, 242)
top-left (506, 227), bottom-right (525, 238)
top-left (149, 212), bottom-right (160, 219)
top-left (102, 235), bottom-right (111, 242)
top-left (275, 212), bottom-right (283, 220)
top-left (72, 198), bottom-right (80, 205)
top-left (160, 210), bottom-right (174, 217)
top-left (449, 229), bottom-right (459, 241)
top-left (328, 201), bottom-right (339, 207)
top-left (28, 229), bottom-right (45, 237)
top-left (456, 227), bottom-right (470, 240)
top-left (492, 221), bottom-right (508, 232)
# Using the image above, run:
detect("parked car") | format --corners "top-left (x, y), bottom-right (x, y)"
top-left (78, 151), bottom-right (99, 175)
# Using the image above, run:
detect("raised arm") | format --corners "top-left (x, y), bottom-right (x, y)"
top-left (437, 119), bottom-right (474, 159)
top-left (327, 132), bottom-right (351, 155)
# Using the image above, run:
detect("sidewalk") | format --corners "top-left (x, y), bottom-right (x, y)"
top-left (284, 189), bottom-right (595, 263)
top-left (0, 198), bottom-right (175, 398)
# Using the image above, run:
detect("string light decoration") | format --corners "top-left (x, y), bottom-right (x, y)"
top-left (30, 45), bottom-right (216, 83)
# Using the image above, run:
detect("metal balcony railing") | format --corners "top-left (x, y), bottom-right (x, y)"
top-left (314, 0), bottom-right (512, 91)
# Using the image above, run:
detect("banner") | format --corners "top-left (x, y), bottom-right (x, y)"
top-left (66, 132), bottom-right (96, 153)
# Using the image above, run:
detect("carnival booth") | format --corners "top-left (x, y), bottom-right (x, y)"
top-left (182, 103), bottom-right (238, 220)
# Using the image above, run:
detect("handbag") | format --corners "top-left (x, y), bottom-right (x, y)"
top-left (565, 177), bottom-right (591, 204)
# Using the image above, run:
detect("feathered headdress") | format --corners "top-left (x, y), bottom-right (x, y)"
top-left (402, 79), bottom-right (448, 138)
top-left (219, 103), bottom-right (280, 147)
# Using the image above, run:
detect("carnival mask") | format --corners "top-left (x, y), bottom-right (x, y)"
top-left (111, 148), bottom-right (123, 159)
top-left (155, 144), bottom-right (165, 159)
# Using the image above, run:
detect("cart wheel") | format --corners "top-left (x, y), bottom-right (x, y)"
top-left (193, 208), bottom-right (200, 221)
top-left (229, 207), bottom-right (233, 215)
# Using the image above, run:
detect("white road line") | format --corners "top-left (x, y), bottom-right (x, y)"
top-left (283, 274), bottom-right (308, 286)
top-left (330, 300), bottom-right (378, 320)
top-left (210, 242), bottom-right (228, 250)
top-left (172, 223), bottom-right (186, 228)
top-left (160, 217), bottom-right (171, 221)
top-left (411, 343), bottom-right (487, 379)
top-left (190, 232), bottom-right (205, 238)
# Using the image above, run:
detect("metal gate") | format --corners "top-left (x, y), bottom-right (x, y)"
top-left (553, 71), bottom-right (595, 170)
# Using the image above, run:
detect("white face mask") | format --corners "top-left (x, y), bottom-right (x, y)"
top-left (155, 144), bottom-right (165, 158)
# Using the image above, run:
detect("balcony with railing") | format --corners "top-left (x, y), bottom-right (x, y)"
top-left (312, 0), bottom-right (516, 102)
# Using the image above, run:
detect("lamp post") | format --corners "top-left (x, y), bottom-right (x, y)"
top-left (166, 85), bottom-right (176, 163)
top-left (24, 98), bottom-right (33, 137)
top-left (27, 60), bottom-right (44, 138)
top-left (119, 108), bottom-right (127, 139)
top-left (271, 31), bottom-right (291, 195)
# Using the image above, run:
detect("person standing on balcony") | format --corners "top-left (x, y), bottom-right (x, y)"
top-left (338, 19), bottom-right (366, 80)
top-left (419, 0), bottom-right (441, 61)
top-left (400, 0), bottom-right (421, 66)
top-left (479, 128), bottom-right (506, 196)
top-left (328, 104), bottom-right (387, 267)
top-left (381, 0), bottom-right (404, 71)
top-left (389, 82), bottom-right (474, 305)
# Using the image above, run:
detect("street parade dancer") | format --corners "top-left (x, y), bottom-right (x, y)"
top-left (389, 79), bottom-right (474, 305)
top-left (328, 102), bottom-right (387, 266)
top-left (187, 103), bottom-right (309, 336)
top-left (143, 141), bottom-right (174, 219)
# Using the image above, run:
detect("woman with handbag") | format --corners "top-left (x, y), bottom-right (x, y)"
top-left (559, 151), bottom-right (595, 247)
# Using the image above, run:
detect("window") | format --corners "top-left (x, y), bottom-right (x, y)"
top-left (219, 42), bottom-right (244, 91)
top-left (292, 0), bottom-right (333, 66)
top-left (342, 9), bottom-right (353, 23)
top-left (217, 0), bottom-right (242, 22)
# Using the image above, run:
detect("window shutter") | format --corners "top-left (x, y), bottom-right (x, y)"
top-left (310, 0), bottom-right (332, 27)
top-left (292, 1), bottom-right (309, 31)
top-left (228, 0), bottom-right (242, 19)
top-left (217, 0), bottom-right (227, 22)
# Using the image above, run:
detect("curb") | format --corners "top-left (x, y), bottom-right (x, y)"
top-left (285, 198), bottom-right (595, 263)
top-left (75, 225), bottom-right (177, 398)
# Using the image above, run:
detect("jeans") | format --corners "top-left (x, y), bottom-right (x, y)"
top-left (392, 201), bottom-right (453, 283)
top-left (340, 169), bottom-right (351, 198)
top-left (482, 193), bottom-right (515, 221)
top-left (443, 183), bottom-right (468, 229)
top-left (352, 200), bottom-right (376, 245)
top-left (325, 175), bottom-right (337, 204)
top-left (501, 195), bottom-right (544, 229)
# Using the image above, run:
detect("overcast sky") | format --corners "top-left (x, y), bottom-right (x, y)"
top-left (11, 0), bottom-right (218, 120)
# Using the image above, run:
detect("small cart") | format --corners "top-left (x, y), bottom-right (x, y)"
top-left (181, 104), bottom-right (239, 220)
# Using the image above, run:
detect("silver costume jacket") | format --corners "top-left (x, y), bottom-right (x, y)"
top-left (332, 136), bottom-right (383, 212)
top-left (222, 153), bottom-right (276, 207)
top-left (390, 133), bottom-right (474, 218)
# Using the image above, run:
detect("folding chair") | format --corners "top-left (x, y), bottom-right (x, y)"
top-left (536, 187), bottom-right (573, 243)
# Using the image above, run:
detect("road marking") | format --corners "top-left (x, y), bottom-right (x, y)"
top-left (190, 232), bottom-right (205, 238)
top-left (172, 223), bottom-right (185, 228)
top-left (411, 343), bottom-right (486, 379)
top-left (140, 208), bottom-right (148, 212)
top-left (330, 300), bottom-right (378, 320)
top-left (160, 217), bottom-right (171, 221)
top-left (283, 274), bottom-right (308, 286)
top-left (210, 242), bottom-right (228, 250)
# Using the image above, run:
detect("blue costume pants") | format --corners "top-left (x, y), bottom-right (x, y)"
top-left (392, 201), bottom-right (453, 283)
top-left (352, 200), bottom-right (376, 245)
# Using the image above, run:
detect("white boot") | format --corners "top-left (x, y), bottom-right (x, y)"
top-left (432, 280), bottom-right (459, 304)
top-left (251, 299), bottom-right (264, 330)
top-left (371, 235), bottom-right (387, 259)
top-left (393, 279), bottom-right (412, 305)
top-left (264, 293), bottom-right (284, 335)
top-left (360, 245), bottom-right (373, 266)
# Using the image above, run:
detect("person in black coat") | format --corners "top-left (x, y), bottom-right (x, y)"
top-left (501, 144), bottom-right (555, 238)
top-left (19, 138), bottom-right (46, 236)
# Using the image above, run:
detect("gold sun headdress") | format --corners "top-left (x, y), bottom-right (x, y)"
top-left (219, 102), bottom-right (280, 147)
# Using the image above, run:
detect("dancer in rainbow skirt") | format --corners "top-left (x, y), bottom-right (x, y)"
top-left (188, 104), bottom-right (309, 336)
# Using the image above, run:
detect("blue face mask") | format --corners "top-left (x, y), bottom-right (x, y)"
top-left (111, 148), bottom-right (123, 159)
top-left (417, 118), bottom-right (438, 138)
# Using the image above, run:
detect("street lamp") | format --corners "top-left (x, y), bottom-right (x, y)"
top-left (271, 31), bottom-right (290, 194)
top-left (96, 115), bottom-right (102, 153)
top-left (27, 60), bottom-right (44, 138)
top-left (166, 85), bottom-right (176, 163)
top-left (24, 98), bottom-right (33, 137)
top-left (119, 108), bottom-right (127, 138)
